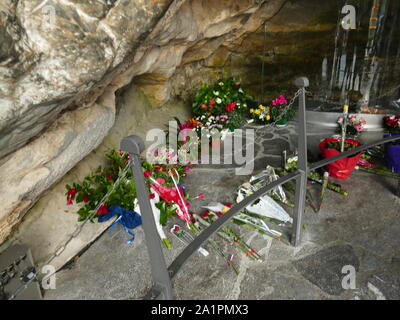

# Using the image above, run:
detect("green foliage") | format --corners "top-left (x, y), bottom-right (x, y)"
top-left (326, 140), bottom-right (358, 152)
top-left (155, 201), bottom-right (177, 226)
top-left (270, 103), bottom-right (296, 122)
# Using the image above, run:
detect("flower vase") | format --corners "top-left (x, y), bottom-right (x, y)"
top-left (384, 133), bottom-right (400, 173)
top-left (276, 117), bottom-right (288, 127)
top-left (319, 138), bottom-right (362, 179)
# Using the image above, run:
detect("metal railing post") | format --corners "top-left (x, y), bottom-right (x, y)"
top-left (291, 77), bottom-right (309, 247)
top-left (121, 135), bottom-right (173, 300)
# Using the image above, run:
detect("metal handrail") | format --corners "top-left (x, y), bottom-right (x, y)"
top-left (121, 77), bottom-right (400, 300)
top-left (167, 172), bottom-right (299, 279)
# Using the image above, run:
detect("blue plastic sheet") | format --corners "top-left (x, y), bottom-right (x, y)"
top-left (98, 205), bottom-right (142, 243)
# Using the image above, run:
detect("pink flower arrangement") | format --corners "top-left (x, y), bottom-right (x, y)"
top-left (337, 114), bottom-right (366, 135)
top-left (272, 95), bottom-right (288, 106)
top-left (383, 115), bottom-right (400, 133)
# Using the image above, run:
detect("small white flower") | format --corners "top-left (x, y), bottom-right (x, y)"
top-left (221, 129), bottom-right (228, 141)
top-left (239, 88), bottom-right (244, 93)
top-left (219, 82), bottom-right (224, 86)
top-left (216, 98), bottom-right (222, 104)
top-left (213, 91), bottom-right (219, 96)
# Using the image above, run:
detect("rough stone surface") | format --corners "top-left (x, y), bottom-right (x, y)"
top-left (293, 244), bottom-right (360, 296)
top-left (0, 0), bottom-right (287, 246)
top-left (0, 86), bottom-right (116, 245)
top-left (0, 0), bottom-right (170, 159)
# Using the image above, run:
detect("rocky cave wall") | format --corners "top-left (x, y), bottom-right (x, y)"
top-left (0, 0), bottom-right (292, 255)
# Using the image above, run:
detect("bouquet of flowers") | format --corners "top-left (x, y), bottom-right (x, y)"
top-left (192, 78), bottom-right (252, 131)
top-left (270, 95), bottom-right (295, 124)
top-left (248, 95), bottom-right (294, 125)
top-left (195, 204), bottom-right (261, 261)
top-left (336, 114), bottom-right (366, 136)
top-left (249, 104), bottom-right (271, 124)
top-left (65, 150), bottom-right (137, 221)
top-left (65, 150), bottom-right (203, 247)
top-left (383, 114), bottom-right (400, 134)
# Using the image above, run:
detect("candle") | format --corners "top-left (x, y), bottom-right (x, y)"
top-left (341, 105), bottom-right (349, 152)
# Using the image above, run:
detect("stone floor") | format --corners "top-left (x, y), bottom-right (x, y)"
top-left (44, 122), bottom-right (400, 300)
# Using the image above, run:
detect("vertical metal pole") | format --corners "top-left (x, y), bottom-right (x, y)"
top-left (292, 77), bottom-right (309, 247)
top-left (121, 135), bottom-right (173, 300)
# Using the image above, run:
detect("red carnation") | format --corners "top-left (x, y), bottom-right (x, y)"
top-left (200, 210), bottom-right (210, 218)
top-left (225, 102), bottom-right (236, 113)
top-left (209, 100), bottom-right (216, 105)
top-left (97, 205), bottom-right (109, 215)
top-left (83, 194), bottom-right (89, 203)
top-left (201, 104), bottom-right (208, 110)
top-left (67, 188), bottom-right (77, 198)
top-left (144, 170), bottom-right (152, 178)
top-left (106, 173), bottom-right (113, 181)
top-left (149, 193), bottom-right (155, 199)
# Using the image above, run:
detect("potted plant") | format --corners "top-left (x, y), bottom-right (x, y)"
top-left (319, 138), bottom-right (362, 179)
top-left (270, 95), bottom-right (294, 127)
top-left (383, 115), bottom-right (400, 173)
